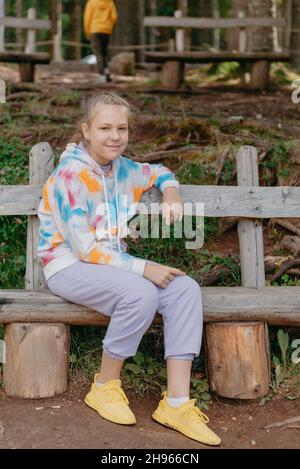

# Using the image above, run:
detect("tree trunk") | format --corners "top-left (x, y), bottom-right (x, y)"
top-left (111, 0), bottom-right (140, 59)
top-left (65, 0), bottom-right (82, 60)
top-left (291, 0), bottom-right (300, 71)
top-left (205, 322), bottom-right (271, 399)
top-left (248, 0), bottom-right (273, 52)
top-left (226, 0), bottom-right (249, 52)
top-left (189, 0), bottom-right (213, 49)
top-left (49, 0), bottom-right (58, 60)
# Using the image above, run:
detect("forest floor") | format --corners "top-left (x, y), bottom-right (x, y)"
top-left (1, 61), bottom-right (300, 449)
top-left (0, 387), bottom-right (300, 449)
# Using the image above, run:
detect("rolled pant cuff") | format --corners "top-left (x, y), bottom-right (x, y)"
top-left (165, 353), bottom-right (195, 361)
top-left (102, 346), bottom-right (127, 361)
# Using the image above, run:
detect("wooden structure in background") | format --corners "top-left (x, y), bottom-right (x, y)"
top-left (144, 15), bottom-right (290, 90)
top-left (0, 4), bottom-right (51, 82)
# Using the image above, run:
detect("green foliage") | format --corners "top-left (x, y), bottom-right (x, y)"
top-left (177, 161), bottom-right (216, 185)
top-left (208, 62), bottom-right (241, 80)
top-left (0, 136), bottom-right (30, 289)
top-left (260, 328), bottom-right (300, 405)
top-left (201, 254), bottom-right (241, 286)
top-left (0, 136), bottom-right (29, 184)
top-left (220, 160), bottom-right (236, 185)
top-left (272, 274), bottom-right (300, 287)
top-left (0, 216), bottom-right (27, 289)
top-left (261, 141), bottom-right (292, 185)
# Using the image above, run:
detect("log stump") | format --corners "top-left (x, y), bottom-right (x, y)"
top-left (20, 62), bottom-right (35, 83)
top-left (3, 323), bottom-right (69, 398)
top-left (205, 322), bottom-right (270, 399)
top-left (249, 60), bottom-right (269, 90)
top-left (161, 61), bottom-right (184, 89)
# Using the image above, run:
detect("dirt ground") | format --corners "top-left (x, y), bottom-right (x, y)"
top-left (1, 62), bottom-right (300, 450)
top-left (0, 388), bottom-right (300, 449)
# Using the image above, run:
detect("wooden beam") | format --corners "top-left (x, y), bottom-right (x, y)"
top-left (145, 51), bottom-right (290, 63)
top-left (2, 183), bottom-right (300, 218)
top-left (143, 16), bottom-right (286, 29)
top-left (0, 16), bottom-right (50, 30)
top-left (0, 51), bottom-right (50, 63)
top-left (1, 287), bottom-right (300, 325)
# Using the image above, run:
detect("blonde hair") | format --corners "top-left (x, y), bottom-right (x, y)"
top-left (71, 92), bottom-right (135, 144)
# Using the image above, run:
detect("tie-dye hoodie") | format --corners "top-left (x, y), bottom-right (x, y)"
top-left (37, 143), bottom-right (179, 282)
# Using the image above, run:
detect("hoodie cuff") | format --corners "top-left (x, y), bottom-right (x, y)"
top-left (131, 258), bottom-right (146, 276)
top-left (161, 180), bottom-right (180, 192)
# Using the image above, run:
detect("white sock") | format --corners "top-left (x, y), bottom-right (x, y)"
top-left (95, 380), bottom-right (105, 387)
top-left (166, 396), bottom-right (190, 407)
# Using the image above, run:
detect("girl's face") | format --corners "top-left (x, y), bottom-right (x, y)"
top-left (82, 104), bottom-right (129, 165)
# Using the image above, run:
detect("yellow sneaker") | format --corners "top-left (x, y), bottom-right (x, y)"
top-left (84, 375), bottom-right (136, 425)
top-left (152, 392), bottom-right (221, 446)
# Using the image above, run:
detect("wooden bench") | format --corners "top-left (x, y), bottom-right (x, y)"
top-left (0, 8), bottom-right (51, 82)
top-left (143, 16), bottom-right (290, 89)
top-left (1, 142), bottom-right (300, 400)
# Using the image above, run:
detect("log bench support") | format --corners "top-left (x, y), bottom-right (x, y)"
top-left (4, 323), bottom-right (69, 398)
top-left (19, 62), bottom-right (35, 83)
top-left (204, 146), bottom-right (270, 399)
top-left (3, 142), bottom-right (70, 398)
top-left (161, 58), bottom-right (270, 90)
top-left (161, 60), bottom-right (185, 89)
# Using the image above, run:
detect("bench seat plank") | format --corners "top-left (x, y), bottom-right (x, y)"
top-left (1, 287), bottom-right (300, 325)
top-left (0, 51), bottom-right (50, 64)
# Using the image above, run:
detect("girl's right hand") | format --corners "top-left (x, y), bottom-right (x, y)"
top-left (143, 262), bottom-right (186, 288)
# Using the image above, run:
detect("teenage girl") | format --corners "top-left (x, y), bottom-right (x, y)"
top-left (37, 92), bottom-right (221, 446)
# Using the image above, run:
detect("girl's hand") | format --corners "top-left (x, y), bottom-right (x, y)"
top-left (162, 187), bottom-right (183, 225)
top-left (143, 262), bottom-right (186, 288)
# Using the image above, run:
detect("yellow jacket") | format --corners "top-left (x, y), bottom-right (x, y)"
top-left (84, 0), bottom-right (117, 37)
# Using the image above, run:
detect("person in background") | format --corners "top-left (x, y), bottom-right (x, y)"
top-left (84, 0), bottom-right (117, 83)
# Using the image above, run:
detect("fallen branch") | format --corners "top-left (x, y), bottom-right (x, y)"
top-left (265, 416), bottom-right (300, 429)
top-left (270, 258), bottom-right (300, 282)
top-left (273, 218), bottom-right (300, 237)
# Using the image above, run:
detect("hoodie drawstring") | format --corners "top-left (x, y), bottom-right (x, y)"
top-left (100, 167), bottom-right (122, 253)
top-left (114, 170), bottom-right (122, 252)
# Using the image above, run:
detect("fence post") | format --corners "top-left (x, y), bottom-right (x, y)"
top-left (25, 7), bottom-right (36, 54)
top-left (3, 143), bottom-right (70, 398)
top-left (205, 146), bottom-right (271, 399)
top-left (53, 0), bottom-right (63, 62)
top-left (175, 10), bottom-right (185, 52)
top-left (0, 0), bottom-right (5, 52)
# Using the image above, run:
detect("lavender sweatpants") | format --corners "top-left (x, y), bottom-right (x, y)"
top-left (47, 260), bottom-right (203, 361)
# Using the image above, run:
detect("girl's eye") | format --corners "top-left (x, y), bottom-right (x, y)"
top-left (100, 127), bottom-right (110, 131)
top-left (119, 128), bottom-right (128, 132)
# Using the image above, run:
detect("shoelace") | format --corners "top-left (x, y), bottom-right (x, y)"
top-left (183, 405), bottom-right (210, 424)
top-left (102, 385), bottom-right (129, 404)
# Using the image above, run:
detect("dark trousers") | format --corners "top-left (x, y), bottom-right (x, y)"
top-left (90, 33), bottom-right (110, 75)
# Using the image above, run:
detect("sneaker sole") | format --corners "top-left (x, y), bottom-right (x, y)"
top-left (152, 411), bottom-right (221, 446)
top-left (84, 393), bottom-right (136, 426)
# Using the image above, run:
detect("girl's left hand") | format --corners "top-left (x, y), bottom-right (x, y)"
top-left (162, 187), bottom-right (183, 225)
